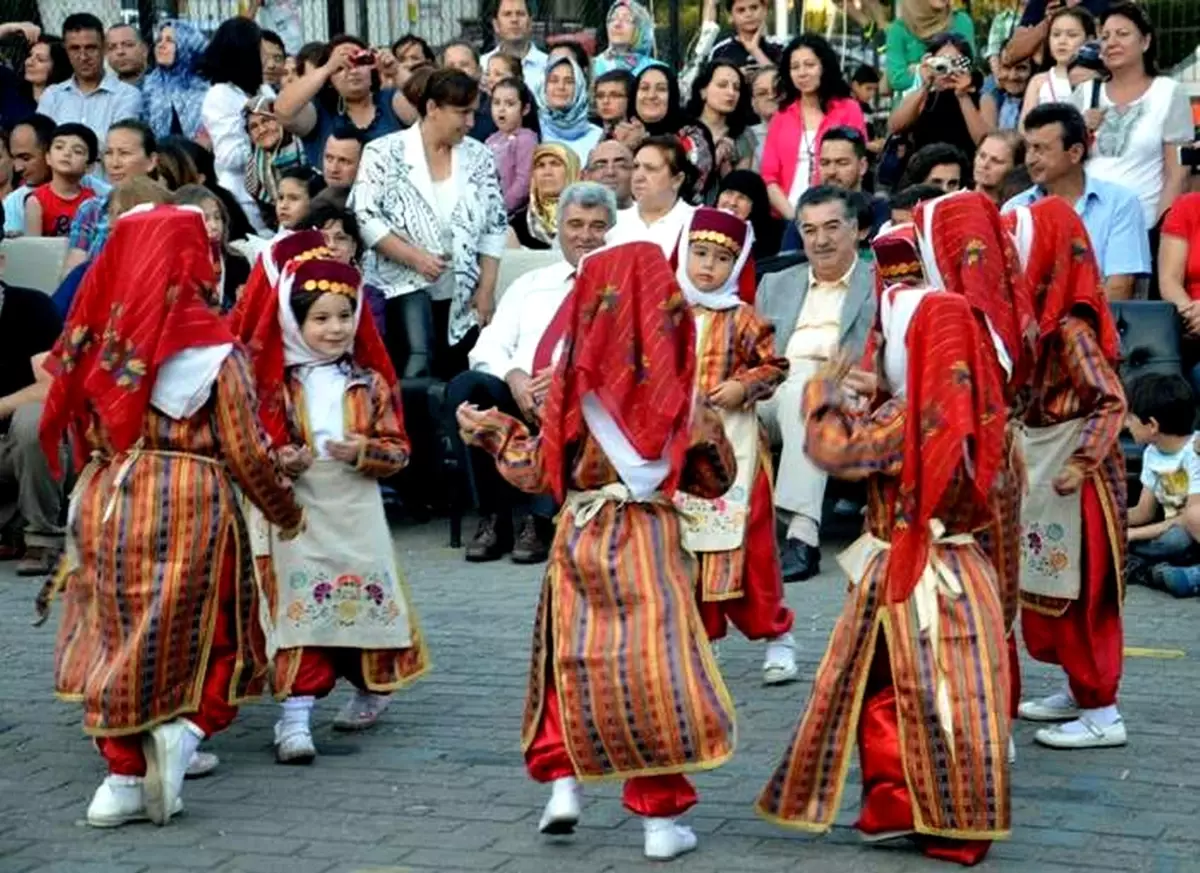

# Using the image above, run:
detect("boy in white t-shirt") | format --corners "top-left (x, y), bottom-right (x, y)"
top-left (1125, 374), bottom-right (1200, 597)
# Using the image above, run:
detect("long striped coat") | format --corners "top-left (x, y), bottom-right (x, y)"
top-left (54, 349), bottom-right (303, 735)
top-left (269, 365), bottom-right (429, 695)
top-left (757, 378), bottom-right (1011, 841)
top-left (470, 406), bottom-right (738, 781)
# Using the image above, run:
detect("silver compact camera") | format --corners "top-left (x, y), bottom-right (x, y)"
top-left (929, 55), bottom-right (969, 76)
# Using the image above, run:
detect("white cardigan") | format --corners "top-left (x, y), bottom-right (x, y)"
top-left (201, 82), bottom-right (275, 234)
top-left (350, 123), bottom-right (509, 345)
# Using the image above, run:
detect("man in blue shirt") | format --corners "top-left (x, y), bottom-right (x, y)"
top-left (36, 13), bottom-right (143, 144)
top-left (1003, 102), bottom-right (1149, 300)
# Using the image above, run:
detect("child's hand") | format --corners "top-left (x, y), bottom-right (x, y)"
top-left (278, 444), bottom-right (313, 477)
top-left (325, 435), bottom-right (366, 465)
top-left (709, 380), bottom-right (748, 410)
top-left (1052, 461), bottom-right (1085, 496)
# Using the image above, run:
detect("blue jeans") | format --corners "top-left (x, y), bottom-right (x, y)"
top-left (1152, 564), bottom-right (1200, 598)
top-left (1130, 523), bottom-right (1197, 562)
top-left (1131, 525), bottom-right (1200, 597)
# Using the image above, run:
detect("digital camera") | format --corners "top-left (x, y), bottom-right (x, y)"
top-left (929, 55), bottom-right (970, 77)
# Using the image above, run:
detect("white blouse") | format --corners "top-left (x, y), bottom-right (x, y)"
top-left (201, 82), bottom-right (275, 235)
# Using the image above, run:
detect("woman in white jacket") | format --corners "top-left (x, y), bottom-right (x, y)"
top-left (199, 17), bottom-right (275, 235)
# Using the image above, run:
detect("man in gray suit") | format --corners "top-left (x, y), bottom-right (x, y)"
top-left (756, 186), bottom-right (877, 581)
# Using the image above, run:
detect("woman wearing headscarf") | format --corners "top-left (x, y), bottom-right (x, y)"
top-left (757, 286), bottom-right (1011, 867)
top-left (142, 19), bottom-right (210, 141)
top-left (456, 242), bottom-right (737, 862)
top-left (717, 169), bottom-right (782, 260)
top-left (1002, 197), bottom-right (1128, 752)
top-left (243, 96), bottom-right (307, 227)
top-left (537, 54), bottom-right (602, 165)
top-left (42, 206), bottom-right (303, 829)
top-left (507, 143), bottom-right (581, 250)
top-left (593, 0), bottom-right (656, 78)
top-left (885, 0), bottom-right (977, 97)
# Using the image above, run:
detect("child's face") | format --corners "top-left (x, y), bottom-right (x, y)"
top-left (200, 198), bottom-right (224, 243)
top-left (686, 240), bottom-right (736, 292)
top-left (1126, 414), bottom-right (1157, 445)
top-left (321, 219), bottom-right (358, 264)
top-left (484, 56), bottom-right (513, 91)
top-left (301, 292), bottom-right (356, 357)
top-left (491, 85), bottom-right (523, 132)
top-left (275, 179), bottom-right (309, 229)
top-left (48, 135), bottom-right (90, 178)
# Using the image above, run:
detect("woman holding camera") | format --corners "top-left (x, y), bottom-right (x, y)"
top-left (888, 32), bottom-right (991, 162)
top-left (275, 34), bottom-right (405, 169)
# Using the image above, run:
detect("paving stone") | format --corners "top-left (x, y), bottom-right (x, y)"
top-left (3, 522), bottom-right (1198, 871)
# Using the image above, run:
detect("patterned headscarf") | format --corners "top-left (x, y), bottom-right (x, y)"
top-left (914, 190), bottom-right (1037, 393)
top-left (526, 143), bottom-right (582, 245)
top-left (142, 19), bottom-right (210, 140)
top-left (40, 207), bottom-right (232, 476)
top-left (537, 55), bottom-right (592, 143)
top-left (596, 0), bottom-right (656, 75)
top-left (900, 0), bottom-right (954, 40)
top-left (880, 289), bottom-right (1005, 604)
top-left (1003, 196), bottom-right (1119, 362)
top-left (540, 241), bottom-right (696, 502)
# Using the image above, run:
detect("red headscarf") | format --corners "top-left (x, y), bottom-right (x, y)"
top-left (40, 206), bottom-right (234, 477)
top-left (231, 254), bottom-right (400, 447)
top-left (540, 241), bottom-right (696, 503)
top-left (228, 230), bottom-right (329, 338)
top-left (1003, 197), bottom-right (1119, 362)
top-left (882, 290), bottom-right (1006, 604)
top-left (914, 191), bottom-right (1037, 390)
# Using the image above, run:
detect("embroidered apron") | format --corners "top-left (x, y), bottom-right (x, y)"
top-left (269, 460), bottom-right (412, 652)
top-left (672, 310), bottom-right (759, 553)
top-left (1018, 420), bottom-right (1086, 601)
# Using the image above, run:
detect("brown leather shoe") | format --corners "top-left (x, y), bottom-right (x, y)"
top-left (16, 546), bottom-right (59, 578)
top-left (511, 516), bottom-right (550, 565)
top-left (464, 514), bottom-right (512, 562)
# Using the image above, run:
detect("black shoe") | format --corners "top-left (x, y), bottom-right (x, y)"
top-left (465, 514), bottom-right (512, 562)
top-left (1123, 554), bottom-right (1152, 589)
top-left (781, 539), bottom-right (820, 582)
top-left (511, 515), bottom-right (550, 564)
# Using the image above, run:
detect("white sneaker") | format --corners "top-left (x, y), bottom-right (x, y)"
top-left (762, 633), bottom-right (799, 686)
top-left (538, 777), bottom-right (581, 835)
top-left (274, 720), bottom-right (317, 765)
top-left (86, 776), bottom-right (184, 828)
top-left (185, 750), bottom-right (219, 779)
top-left (643, 817), bottom-right (698, 861)
top-left (1035, 714), bottom-right (1127, 750)
top-left (142, 719), bottom-right (199, 826)
top-left (332, 690), bottom-right (392, 732)
top-left (1017, 691), bottom-right (1080, 722)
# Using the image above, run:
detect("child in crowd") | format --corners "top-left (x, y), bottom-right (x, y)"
top-left (24, 123), bottom-right (98, 237)
top-left (274, 166), bottom-right (325, 231)
top-left (671, 207), bottom-right (798, 684)
top-left (236, 252), bottom-right (428, 763)
top-left (1020, 6), bottom-right (1095, 122)
top-left (1125, 373), bottom-right (1200, 597)
top-left (487, 77), bottom-right (540, 214)
top-left (173, 183), bottom-right (250, 313)
top-left (484, 52), bottom-right (522, 93)
top-left (298, 195), bottom-right (388, 339)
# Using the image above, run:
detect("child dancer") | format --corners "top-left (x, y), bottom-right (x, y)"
top-left (456, 242), bottom-right (737, 861)
top-left (671, 206), bottom-right (797, 683)
top-left (236, 252), bottom-right (428, 762)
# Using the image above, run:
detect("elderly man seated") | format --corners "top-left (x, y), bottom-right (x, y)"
top-left (445, 181), bottom-right (615, 564)
top-left (755, 185), bottom-right (877, 581)
top-left (0, 217), bottom-right (67, 575)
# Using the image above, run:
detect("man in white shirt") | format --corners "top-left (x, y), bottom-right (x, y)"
top-left (480, 0), bottom-right (549, 95)
top-left (448, 182), bottom-right (615, 564)
top-left (38, 14), bottom-right (143, 144)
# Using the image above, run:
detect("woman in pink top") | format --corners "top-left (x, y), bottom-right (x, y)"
top-left (760, 34), bottom-right (867, 221)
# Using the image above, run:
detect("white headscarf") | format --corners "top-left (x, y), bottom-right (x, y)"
top-left (880, 284), bottom-right (936, 400)
top-left (673, 220), bottom-right (755, 311)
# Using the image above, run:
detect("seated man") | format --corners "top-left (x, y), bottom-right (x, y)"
top-left (1125, 373), bottom-right (1200, 598)
top-left (0, 222), bottom-right (67, 574)
top-left (755, 186), bottom-right (877, 580)
top-left (446, 182), bottom-right (614, 563)
top-left (584, 140), bottom-right (634, 210)
top-left (322, 126), bottom-right (365, 188)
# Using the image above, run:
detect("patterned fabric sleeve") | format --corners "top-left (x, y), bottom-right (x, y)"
top-left (465, 409), bottom-right (552, 494)
top-left (679, 406), bottom-right (737, 498)
top-left (355, 371), bottom-right (411, 480)
top-left (1059, 314), bottom-right (1127, 472)
top-left (732, 308), bottom-right (789, 404)
top-left (801, 377), bottom-right (907, 481)
top-left (213, 349), bottom-right (304, 530)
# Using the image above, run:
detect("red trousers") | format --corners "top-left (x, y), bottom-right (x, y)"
top-left (1021, 480), bottom-right (1123, 709)
top-left (97, 556), bottom-right (240, 777)
top-left (285, 648), bottom-right (370, 698)
top-left (525, 681), bottom-right (697, 817)
top-left (699, 468), bottom-right (794, 641)
top-left (1007, 634), bottom-right (1021, 720)
top-left (856, 645), bottom-right (991, 866)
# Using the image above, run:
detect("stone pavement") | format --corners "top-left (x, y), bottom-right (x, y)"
top-left (2, 521), bottom-right (1199, 873)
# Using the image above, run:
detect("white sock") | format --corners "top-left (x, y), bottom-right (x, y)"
top-left (786, 514), bottom-right (819, 547)
top-left (280, 696), bottom-right (315, 730)
top-left (106, 773), bottom-right (142, 786)
top-left (1082, 704), bottom-right (1120, 728)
